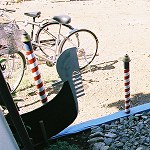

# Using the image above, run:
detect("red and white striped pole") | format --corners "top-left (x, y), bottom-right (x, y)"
top-left (22, 30), bottom-right (48, 104)
top-left (123, 54), bottom-right (131, 114)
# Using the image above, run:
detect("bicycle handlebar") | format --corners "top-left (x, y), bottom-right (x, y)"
top-left (0, 8), bottom-right (16, 13)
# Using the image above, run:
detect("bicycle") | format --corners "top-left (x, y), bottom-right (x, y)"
top-left (0, 9), bottom-right (26, 93)
top-left (20, 11), bottom-right (99, 69)
top-left (0, 8), bottom-right (99, 93)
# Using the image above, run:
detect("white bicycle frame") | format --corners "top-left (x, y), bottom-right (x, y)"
top-left (19, 19), bottom-right (72, 63)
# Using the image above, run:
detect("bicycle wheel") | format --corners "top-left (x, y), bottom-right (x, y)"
top-left (59, 29), bottom-right (99, 70)
top-left (35, 22), bottom-right (74, 63)
top-left (0, 51), bottom-right (26, 93)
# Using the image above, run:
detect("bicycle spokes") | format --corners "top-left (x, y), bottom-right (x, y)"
top-left (60, 29), bottom-right (98, 70)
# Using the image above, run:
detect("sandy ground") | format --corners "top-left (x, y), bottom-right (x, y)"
top-left (1, 0), bottom-right (150, 126)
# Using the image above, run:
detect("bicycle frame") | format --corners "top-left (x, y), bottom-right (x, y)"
top-left (21, 18), bottom-right (66, 64)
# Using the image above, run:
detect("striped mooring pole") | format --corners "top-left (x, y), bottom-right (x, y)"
top-left (21, 30), bottom-right (48, 104)
top-left (123, 54), bottom-right (131, 114)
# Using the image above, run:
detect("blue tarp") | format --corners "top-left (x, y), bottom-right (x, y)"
top-left (51, 102), bottom-right (150, 139)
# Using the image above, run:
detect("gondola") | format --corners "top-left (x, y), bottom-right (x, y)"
top-left (1, 47), bottom-right (84, 148)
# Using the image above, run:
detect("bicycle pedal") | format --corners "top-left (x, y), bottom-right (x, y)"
top-left (46, 60), bottom-right (54, 67)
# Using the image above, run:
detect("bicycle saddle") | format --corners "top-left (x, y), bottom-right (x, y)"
top-left (24, 11), bottom-right (41, 18)
top-left (53, 15), bottom-right (71, 24)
